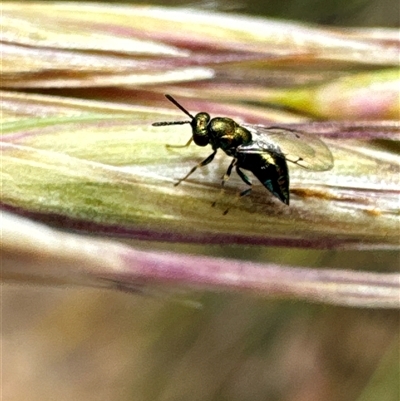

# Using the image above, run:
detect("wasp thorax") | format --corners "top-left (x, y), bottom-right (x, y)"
top-left (191, 112), bottom-right (210, 146)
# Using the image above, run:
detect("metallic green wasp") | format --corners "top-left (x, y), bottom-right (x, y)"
top-left (153, 94), bottom-right (334, 206)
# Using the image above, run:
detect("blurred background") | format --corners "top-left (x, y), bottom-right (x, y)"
top-left (2, 1), bottom-right (399, 400)
top-left (70, 0), bottom-right (400, 26)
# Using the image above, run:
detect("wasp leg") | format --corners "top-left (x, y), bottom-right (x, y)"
top-left (236, 166), bottom-right (252, 187)
top-left (166, 137), bottom-right (193, 149)
top-left (221, 158), bottom-right (236, 186)
top-left (237, 167), bottom-right (253, 199)
top-left (221, 167), bottom-right (253, 215)
top-left (212, 158), bottom-right (237, 209)
top-left (174, 150), bottom-right (217, 186)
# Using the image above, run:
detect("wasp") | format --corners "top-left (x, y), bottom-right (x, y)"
top-left (153, 94), bottom-right (333, 207)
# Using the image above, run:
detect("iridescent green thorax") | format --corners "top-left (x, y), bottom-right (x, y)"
top-left (207, 117), bottom-right (252, 156)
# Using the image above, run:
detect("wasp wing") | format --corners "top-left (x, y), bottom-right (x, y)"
top-left (242, 125), bottom-right (334, 171)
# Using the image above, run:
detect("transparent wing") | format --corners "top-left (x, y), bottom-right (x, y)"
top-left (241, 125), bottom-right (334, 171)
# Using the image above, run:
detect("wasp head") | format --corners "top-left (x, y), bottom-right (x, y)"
top-left (191, 112), bottom-right (210, 147)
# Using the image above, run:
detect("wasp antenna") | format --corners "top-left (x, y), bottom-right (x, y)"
top-left (164, 94), bottom-right (195, 120)
top-left (152, 120), bottom-right (191, 127)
